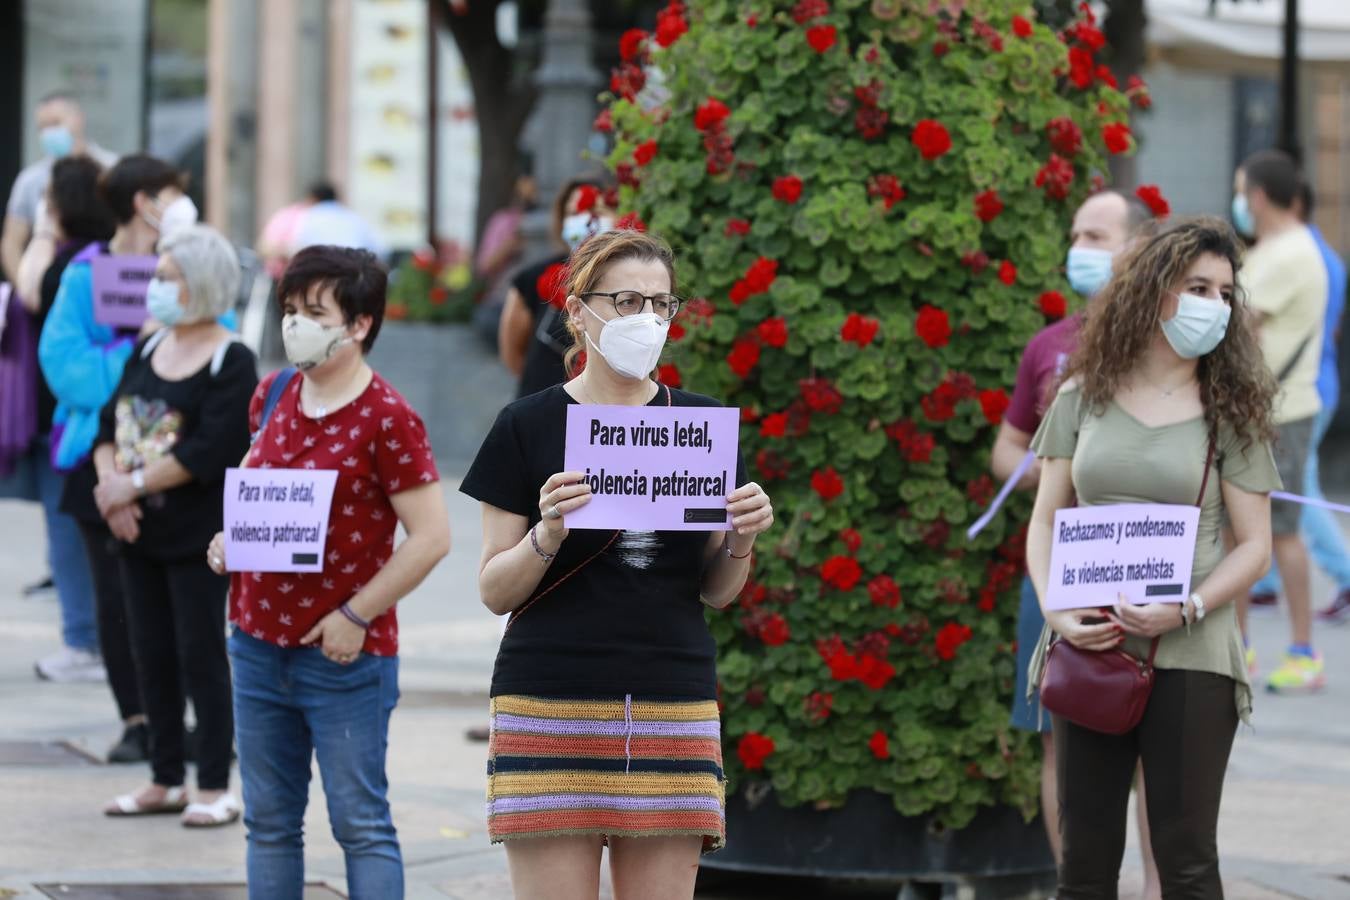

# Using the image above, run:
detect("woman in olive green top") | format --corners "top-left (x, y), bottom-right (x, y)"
top-left (1026, 217), bottom-right (1280, 898)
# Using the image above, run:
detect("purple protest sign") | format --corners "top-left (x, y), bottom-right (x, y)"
top-left (91, 255), bottom-right (157, 328)
top-left (563, 404), bottom-right (740, 531)
top-left (1044, 503), bottom-right (1201, 611)
top-left (223, 468), bottom-right (339, 573)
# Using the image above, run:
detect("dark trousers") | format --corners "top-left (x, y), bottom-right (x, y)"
top-left (119, 550), bottom-right (234, 790)
top-left (76, 522), bottom-right (144, 722)
top-left (1055, 670), bottom-right (1239, 899)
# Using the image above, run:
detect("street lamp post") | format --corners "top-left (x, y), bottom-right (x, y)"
top-left (1279, 0), bottom-right (1301, 161)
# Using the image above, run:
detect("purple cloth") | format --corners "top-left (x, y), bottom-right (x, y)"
top-left (1005, 313), bottom-right (1081, 436)
top-left (0, 297), bottom-right (39, 479)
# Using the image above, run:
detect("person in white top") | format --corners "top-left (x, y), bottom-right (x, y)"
top-left (289, 183), bottom-right (384, 260)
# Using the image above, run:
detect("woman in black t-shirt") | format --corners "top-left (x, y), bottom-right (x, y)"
top-left (92, 225), bottom-right (257, 827)
top-left (462, 230), bottom-right (774, 898)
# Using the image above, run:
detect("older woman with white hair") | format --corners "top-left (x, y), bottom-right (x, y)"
top-left (92, 224), bottom-right (258, 827)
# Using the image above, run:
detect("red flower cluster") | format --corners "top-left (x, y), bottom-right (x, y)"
top-left (915, 304), bottom-right (951, 348)
top-left (592, 108), bottom-right (612, 133)
top-left (573, 184), bottom-right (598, 213)
top-left (634, 139), bottom-right (659, 167)
top-left (1046, 117), bottom-right (1082, 157)
top-left (820, 555), bottom-right (862, 591)
top-left (619, 28), bottom-right (648, 62)
top-left (535, 263), bottom-right (568, 309)
top-left (853, 78), bottom-right (888, 140)
top-left (800, 378), bottom-right (843, 415)
top-left (869, 730), bottom-right (890, 759)
top-left (1136, 184), bottom-right (1170, 217)
top-left (886, 418), bottom-right (935, 463)
top-left (806, 25), bottom-right (837, 53)
top-left (792, 0), bottom-right (829, 22)
top-left (998, 260), bottom-right (1017, 286)
top-left (1035, 153), bottom-right (1075, 201)
top-left (1067, 46), bottom-right (1094, 90)
top-left (654, 1), bottom-right (688, 48)
top-left (867, 174), bottom-right (904, 210)
top-left (737, 732), bottom-right (775, 770)
top-left (772, 175), bottom-right (803, 204)
top-left (756, 316), bottom-right (788, 348)
top-left (1039, 290), bottom-right (1067, 319)
top-left (1102, 122), bottom-right (1131, 155)
top-left (1070, 18), bottom-right (1106, 51)
top-left (841, 312), bottom-right (879, 347)
top-left (727, 337), bottom-right (761, 379)
top-left (615, 211), bottom-right (647, 232)
top-left (683, 296), bottom-right (715, 325)
top-left (656, 363), bottom-right (682, 387)
top-left (610, 63), bottom-right (646, 102)
top-left (979, 388), bottom-right (1010, 425)
top-left (966, 474), bottom-right (995, 506)
top-left (821, 643), bottom-right (895, 690)
top-left (935, 622), bottom-right (974, 661)
top-left (811, 467), bottom-right (844, 501)
top-left (921, 372), bottom-right (977, 424)
top-left (724, 218), bottom-right (751, 237)
top-left (1126, 74), bottom-right (1152, 109)
top-left (695, 97), bottom-right (730, 131)
top-left (758, 612), bottom-right (790, 646)
top-left (756, 449), bottom-right (791, 482)
top-left (978, 559), bottom-right (1022, 612)
top-left (1096, 64), bottom-right (1119, 89)
top-left (730, 257), bottom-right (779, 304)
top-left (1012, 15), bottom-right (1033, 38)
top-left (911, 119), bottom-right (952, 160)
top-left (694, 97), bottom-right (736, 174)
top-left (960, 249), bottom-right (990, 275)
top-left (969, 17), bottom-right (1004, 52)
top-left (839, 528), bottom-right (862, 554)
top-left (868, 574), bottom-right (901, 609)
top-left (804, 691), bottom-right (833, 722)
top-left (759, 412), bottom-right (787, 438)
top-left (973, 189), bottom-right (1003, 223)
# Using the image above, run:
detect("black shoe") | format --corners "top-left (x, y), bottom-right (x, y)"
top-left (107, 723), bottom-right (149, 764)
top-left (22, 576), bottom-right (55, 597)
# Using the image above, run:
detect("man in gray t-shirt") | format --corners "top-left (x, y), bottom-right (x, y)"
top-left (2, 92), bottom-right (116, 284)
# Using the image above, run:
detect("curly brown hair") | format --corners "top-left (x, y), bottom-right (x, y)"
top-left (1061, 215), bottom-right (1276, 442)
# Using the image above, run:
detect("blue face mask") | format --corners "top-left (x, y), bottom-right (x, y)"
top-left (1066, 247), bottom-right (1114, 297)
top-left (1231, 193), bottom-right (1254, 237)
top-left (145, 278), bottom-right (185, 326)
top-left (1161, 292), bottom-right (1231, 359)
top-left (39, 125), bottom-right (74, 159)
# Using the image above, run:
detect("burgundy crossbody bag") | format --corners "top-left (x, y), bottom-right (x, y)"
top-left (1039, 433), bottom-right (1216, 735)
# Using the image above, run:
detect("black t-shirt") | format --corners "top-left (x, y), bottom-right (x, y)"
top-left (460, 383), bottom-right (748, 699)
top-left (512, 253), bottom-right (571, 399)
top-left (36, 240), bottom-right (97, 434)
top-left (78, 333), bottom-right (258, 559)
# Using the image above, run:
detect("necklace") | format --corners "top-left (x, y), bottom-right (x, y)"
top-left (1145, 375), bottom-right (1194, 398)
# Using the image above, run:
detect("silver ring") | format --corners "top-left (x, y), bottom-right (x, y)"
top-left (547, 505), bottom-right (562, 520)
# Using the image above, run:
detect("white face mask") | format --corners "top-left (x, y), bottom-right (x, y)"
top-left (579, 302), bottom-right (668, 380)
top-left (1160, 292), bottom-right (1231, 359)
top-left (562, 213), bottom-right (614, 251)
top-left (145, 195), bottom-right (198, 239)
top-left (281, 313), bottom-right (353, 371)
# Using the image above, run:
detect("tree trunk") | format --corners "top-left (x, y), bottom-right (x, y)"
top-left (1104, 0), bottom-right (1147, 190)
top-left (440, 0), bottom-right (537, 245)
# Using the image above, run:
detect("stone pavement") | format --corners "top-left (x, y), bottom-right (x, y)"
top-left (1, 479), bottom-right (1349, 898)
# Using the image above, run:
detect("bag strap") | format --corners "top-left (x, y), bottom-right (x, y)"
top-left (1274, 331), bottom-right (1315, 384)
top-left (210, 335), bottom-right (241, 377)
top-left (251, 367), bottom-right (298, 444)
top-left (1146, 433), bottom-right (1218, 665)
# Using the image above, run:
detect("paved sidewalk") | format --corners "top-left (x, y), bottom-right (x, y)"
top-left (1, 483), bottom-right (1349, 898)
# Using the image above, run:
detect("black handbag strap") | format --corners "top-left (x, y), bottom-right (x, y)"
top-left (1274, 331), bottom-right (1316, 384)
top-left (1146, 433), bottom-right (1216, 665)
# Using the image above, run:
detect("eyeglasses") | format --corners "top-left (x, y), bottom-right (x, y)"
top-left (581, 290), bottom-right (682, 322)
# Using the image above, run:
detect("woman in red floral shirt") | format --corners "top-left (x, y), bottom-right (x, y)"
top-left (207, 246), bottom-right (450, 900)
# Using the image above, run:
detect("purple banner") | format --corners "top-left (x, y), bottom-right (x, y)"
top-left (91, 255), bottom-right (157, 328)
top-left (563, 404), bottom-right (740, 531)
top-left (223, 468), bottom-right (339, 573)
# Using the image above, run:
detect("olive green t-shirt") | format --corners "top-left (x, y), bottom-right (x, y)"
top-left (1028, 383), bottom-right (1281, 722)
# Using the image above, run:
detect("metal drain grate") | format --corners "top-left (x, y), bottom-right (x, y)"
top-left (0, 740), bottom-right (101, 766)
top-left (35, 884), bottom-right (346, 899)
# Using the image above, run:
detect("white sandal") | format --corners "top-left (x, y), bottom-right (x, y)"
top-left (105, 785), bottom-right (188, 816)
top-left (181, 793), bottom-right (241, 828)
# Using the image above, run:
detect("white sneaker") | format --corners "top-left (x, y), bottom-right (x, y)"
top-left (35, 647), bottom-right (107, 683)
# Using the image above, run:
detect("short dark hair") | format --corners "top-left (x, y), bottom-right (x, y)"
top-left (1297, 180), bottom-right (1315, 221)
top-left (308, 182), bottom-right (338, 204)
top-left (50, 156), bottom-right (116, 243)
top-left (98, 154), bottom-right (185, 224)
top-left (1241, 149), bottom-right (1301, 210)
top-left (277, 245), bottom-right (388, 353)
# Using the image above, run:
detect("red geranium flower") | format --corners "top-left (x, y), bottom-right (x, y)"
top-left (821, 555), bottom-right (862, 591)
top-left (757, 316), bottom-right (788, 348)
top-left (727, 338), bottom-right (761, 379)
top-left (536, 263), bottom-right (569, 309)
top-left (654, 2), bottom-right (688, 47)
top-left (633, 140), bottom-right (659, 167)
top-left (744, 257), bottom-right (779, 293)
top-left (592, 109), bottom-right (612, 133)
top-left (772, 175), bottom-right (803, 204)
top-left (1012, 15), bottom-right (1033, 38)
top-left (695, 97), bottom-right (731, 131)
top-left (856, 654), bottom-right (896, 690)
top-left (1096, 64), bottom-right (1119, 89)
top-left (756, 449), bottom-right (791, 482)
top-left (1127, 74), bottom-right (1153, 109)
top-left (1035, 154), bottom-right (1075, 200)
top-left (573, 185), bottom-right (599, 214)
top-left (811, 467), bottom-right (845, 501)
top-left (724, 218), bottom-right (751, 237)
top-left (911, 119), bottom-right (952, 160)
top-left (429, 285), bottom-right (449, 306)
top-left (1046, 117), bottom-right (1083, 157)
top-left (737, 732), bottom-right (775, 770)
top-left (998, 260), bottom-right (1017, 286)
top-left (1068, 46), bottom-right (1094, 89)
top-left (967, 474), bottom-right (995, 506)
top-left (869, 730), bottom-right (890, 759)
top-left (979, 388), bottom-right (1010, 425)
top-left (615, 212), bottom-right (647, 231)
top-left (1136, 184), bottom-right (1170, 217)
top-left (914, 304), bottom-right (951, 348)
top-left (619, 28), bottom-right (648, 62)
top-left (1039, 290), bottom-right (1067, 319)
top-left (1073, 19), bottom-right (1106, 51)
top-left (839, 528), bottom-right (862, 554)
top-left (921, 380), bottom-right (963, 423)
top-left (973, 189), bottom-right (1003, 223)
top-left (932, 40), bottom-right (949, 57)
top-left (1102, 122), bottom-right (1131, 155)
top-left (935, 622), bottom-right (974, 661)
top-left (667, 320), bottom-right (686, 342)
top-left (804, 691), bottom-right (833, 722)
top-left (867, 174), bottom-right (905, 210)
top-left (868, 574), bottom-right (901, 609)
top-left (792, 0), bottom-right (829, 23)
top-left (826, 649), bottom-right (860, 681)
top-left (759, 613), bottom-right (790, 646)
top-left (610, 63), bottom-right (646, 102)
top-left (806, 24), bottom-right (837, 53)
top-left (855, 105), bottom-right (889, 140)
top-left (759, 413), bottom-right (787, 438)
top-left (840, 312), bottom-right (880, 347)
top-left (800, 378), bottom-right (843, 414)
top-left (657, 363), bottom-right (682, 387)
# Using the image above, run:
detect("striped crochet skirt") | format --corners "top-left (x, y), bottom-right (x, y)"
top-left (486, 695), bottom-right (726, 852)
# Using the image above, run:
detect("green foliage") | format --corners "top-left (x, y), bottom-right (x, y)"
top-left (602, 0), bottom-right (1135, 830)
top-left (385, 250), bottom-right (479, 324)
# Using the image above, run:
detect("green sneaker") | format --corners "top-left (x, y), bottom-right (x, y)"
top-left (1245, 646), bottom-right (1257, 679)
top-left (1266, 652), bottom-right (1325, 693)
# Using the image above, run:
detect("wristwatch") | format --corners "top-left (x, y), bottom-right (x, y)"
top-left (1189, 592), bottom-right (1206, 624)
top-left (131, 469), bottom-right (146, 497)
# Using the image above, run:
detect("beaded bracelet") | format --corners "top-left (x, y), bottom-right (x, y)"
top-left (530, 525), bottom-right (557, 563)
top-left (725, 538), bottom-right (752, 560)
top-left (338, 602), bottom-right (371, 630)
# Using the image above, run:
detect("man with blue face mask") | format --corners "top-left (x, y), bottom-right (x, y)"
top-left (990, 187), bottom-right (1158, 895)
top-left (2, 91), bottom-right (117, 287)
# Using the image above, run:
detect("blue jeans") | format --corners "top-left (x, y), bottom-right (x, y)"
top-left (34, 438), bottom-right (98, 652)
top-left (1010, 575), bottom-right (1051, 733)
top-left (229, 630), bottom-right (403, 900)
top-left (1253, 405), bottom-right (1350, 594)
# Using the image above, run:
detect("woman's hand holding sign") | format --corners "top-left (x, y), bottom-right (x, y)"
top-left (537, 471), bottom-right (593, 546)
top-left (726, 481), bottom-right (773, 550)
top-left (1045, 609), bottom-right (1125, 651)
top-left (1108, 595), bottom-right (1183, 638)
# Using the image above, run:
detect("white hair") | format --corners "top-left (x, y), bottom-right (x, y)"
top-left (160, 224), bottom-right (240, 321)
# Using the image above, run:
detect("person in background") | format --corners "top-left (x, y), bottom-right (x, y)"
top-left (256, 189), bottom-right (320, 282)
top-left (497, 174), bottom-right (615, 399)
top-left (3, 91), bottom-right (117, 286)
top-left (207, 246), bottom-right (450, 899)
top-left (1247, 181), bottom-right (1350, 622)
top-left (290, 183), bottom-right (383, 260)
top-left (475, 169), bottom-right (536, 292)
top-left (1232, 150), bottom-right (1328, 692)
top-left (96, 225), bottom-right (256, 824)
top-left (991, 188), bottom-right (1162, 898)
top-left (37, 155), bottom-right (196, 730)
top-left (1027, 217), bottom-right (1279, 897)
